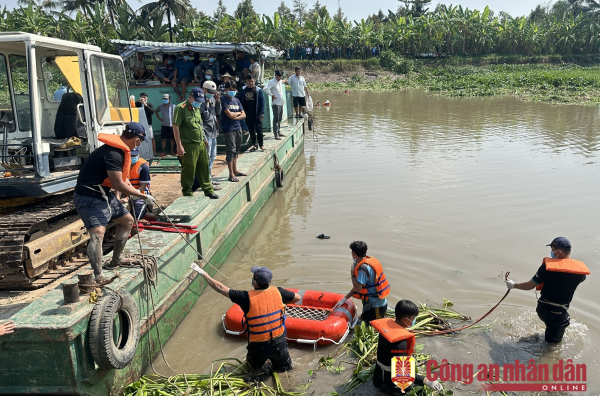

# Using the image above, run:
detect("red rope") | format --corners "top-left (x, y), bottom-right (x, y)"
top-left (412, 272), bottom-right (511, 336)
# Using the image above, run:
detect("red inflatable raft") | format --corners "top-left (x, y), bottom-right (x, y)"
top-left (222, 289), bottom-right (357, 347)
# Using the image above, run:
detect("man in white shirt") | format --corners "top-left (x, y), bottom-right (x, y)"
top-left (287, 67), bottom-right (309, 118)
top-left (129, 52), bottom-right (151, 80)
top-left (263, 70), bottom-right (287, 140)
top-left (155, 94), bottom-right (176, 156)
top-left (249, 57), bottom-right (261, 82)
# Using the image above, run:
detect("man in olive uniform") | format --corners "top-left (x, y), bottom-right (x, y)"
top-left (173, 87), bottom-right (219, 199)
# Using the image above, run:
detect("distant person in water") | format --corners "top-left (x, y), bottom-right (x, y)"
top-left (333, 241), bottom-right (390, 325)
top-left (505, 237), bottom-right (590, 343)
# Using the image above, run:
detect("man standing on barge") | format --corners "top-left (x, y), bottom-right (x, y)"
top-left (191, 264), bottom-right (301, 374)
top-left (173, 88), bottom-right (219, 199)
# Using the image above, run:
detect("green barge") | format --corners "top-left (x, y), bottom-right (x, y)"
top-left (0, 117), bottom-right (305, 395)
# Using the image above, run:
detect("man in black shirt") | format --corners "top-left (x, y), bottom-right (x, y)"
top-left (238, 75), bottom-right (265, 151)
top-left (505, 237), bottom-right (589, 343)
top-left (74, 123), bottom-right (156, 284)
top-left (191, 263), bottom-right (300, 372)
top-left (136, 93), bottom-right (155, 154)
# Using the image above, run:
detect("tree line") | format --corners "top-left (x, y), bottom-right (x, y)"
top-left (2, 0), bottom-right (600, 58)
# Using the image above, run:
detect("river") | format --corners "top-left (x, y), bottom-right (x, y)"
top-left (151, 90), bottom-right (600, 394)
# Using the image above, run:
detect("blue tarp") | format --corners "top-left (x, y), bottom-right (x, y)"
top-left (109, 40), bottom-right (282, 59)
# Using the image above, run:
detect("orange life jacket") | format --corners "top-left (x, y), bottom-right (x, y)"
top-left (98, 133), bottom-right (131, 188)
top-left (536, 258), bottom-right (590, 290)
top-left (352, 256), bottom-right (390, 301)
top-left (244, 287), bottom-right (286, 342)
top-left (129, 158), bottom-right (149, 194)
top-left (371, 318), bottom-right (415, 356)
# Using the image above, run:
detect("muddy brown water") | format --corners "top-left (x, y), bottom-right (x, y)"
top-left (151, 90), bottom-right (600, 394)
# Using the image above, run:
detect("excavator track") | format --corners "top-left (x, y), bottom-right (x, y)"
top-left (0, 191), bottom-right (84, 289)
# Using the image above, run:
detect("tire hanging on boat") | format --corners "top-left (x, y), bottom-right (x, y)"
top-left (88, 291), bottom-right (140, 369)
top-left (275, 167), bottom-right (284, 188)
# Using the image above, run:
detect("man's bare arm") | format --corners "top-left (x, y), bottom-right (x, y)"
top-left (202, 272), bottom-right (230, 297)
top-left (107, 170), bottom-right (146, 198)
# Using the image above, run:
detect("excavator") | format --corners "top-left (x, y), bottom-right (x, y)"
top-left (0, 33), bottom-right (149, 289)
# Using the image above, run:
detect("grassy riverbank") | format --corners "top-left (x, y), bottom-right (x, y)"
top-left (272, 55), bottom-right (600, 105)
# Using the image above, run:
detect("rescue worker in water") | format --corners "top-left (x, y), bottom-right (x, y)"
top-left (191, 264), bottom-right (301, 373)
top-left (505, 237), bottom-right (590, 343)
top-left (73, 122), bottom-right (156, 284)
top-left (333, 241), bottom-right (390, 325)
top-left (372, 300), bottom-right (443, 393)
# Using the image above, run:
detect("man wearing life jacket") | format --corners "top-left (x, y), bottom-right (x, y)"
top-left (505, 237), bottom-right (590, 343)
top-left (192, 265), bottom-right (301, 372)
top-left (372, 300), bottom-right (443, 393)
top-left (128, 148), bottom-right (158, 223)
top-left (333, 241), bottom-right (390, 325)
top-left (74, 122), bottom-right (156, 284)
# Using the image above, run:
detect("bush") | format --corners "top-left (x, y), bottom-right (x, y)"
top-left (379, 50), bottom-right (414, 74)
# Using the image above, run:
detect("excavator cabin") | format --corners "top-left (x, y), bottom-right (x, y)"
top-left (0, 32), bottom-right (135, 198)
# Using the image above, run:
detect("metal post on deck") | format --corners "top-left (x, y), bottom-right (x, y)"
top-left (27, 41), bottom-right (51, 179)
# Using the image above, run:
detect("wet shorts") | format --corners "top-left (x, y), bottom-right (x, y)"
top-left (361, 304), bottom-right (388, 326)
top-left (74, 191), bottom-right (129, 230)
top-left (246, 334), bottom-right (292, 372)
top-left (224, 129), bottom-right (242, 162)
top-left (161, 125), bottom-right (174, 140)
top-left (292, 96), bottom-right (306, 107)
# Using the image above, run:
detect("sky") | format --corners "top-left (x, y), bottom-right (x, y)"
top-left (4, 0), bottom-right (548, 23)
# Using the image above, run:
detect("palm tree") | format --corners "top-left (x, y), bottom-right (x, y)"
top-left (139, 0), bottom-right (193, 42)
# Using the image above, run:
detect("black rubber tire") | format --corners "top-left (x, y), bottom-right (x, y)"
top-left (275, 168), bottom-right (284, 188)
top-left (88, 291), bottom-right (140, 369)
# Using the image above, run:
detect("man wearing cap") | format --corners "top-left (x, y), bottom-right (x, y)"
top-left (156, 94), bottom-right (176, 156)
top-left (74, 122), bottom-right (156, 283)
top-left (172, 51), bottom-right (195, 101)
top-left (505, 237), bottom-right (590, 343)
top-left (194, 65), bottom-right (214, 84)
top-left (262, 70), bottom-right (287, 140)
top-left (191, 264), bottom-right (301, 373)
top-left (201, 81), bottom-right (221, 186)
top-left (173, 88), bottom-right (218, 199)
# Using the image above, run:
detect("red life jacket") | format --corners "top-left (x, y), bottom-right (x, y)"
top-left (536, 258), bottom-right (590, 290)
top-left (244, 287), bottom-right (286, 343)
top-left (352, 256), bottom-right (390, 301)
top-left (371, 318), bottom-right (415, 356)
top-left (129, 158), bottom-right (149, 194)
top-left (98, 133), bottom-right (131, 188)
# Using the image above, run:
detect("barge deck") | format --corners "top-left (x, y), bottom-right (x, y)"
top-left (0, 118), bottom-right (305, 395)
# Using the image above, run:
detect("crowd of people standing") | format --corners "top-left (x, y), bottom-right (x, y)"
top-left (283, 44), bottom-right (381, 61)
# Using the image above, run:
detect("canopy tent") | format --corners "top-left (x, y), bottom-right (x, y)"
top-left (109, 40), bottom-right (282, 60)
